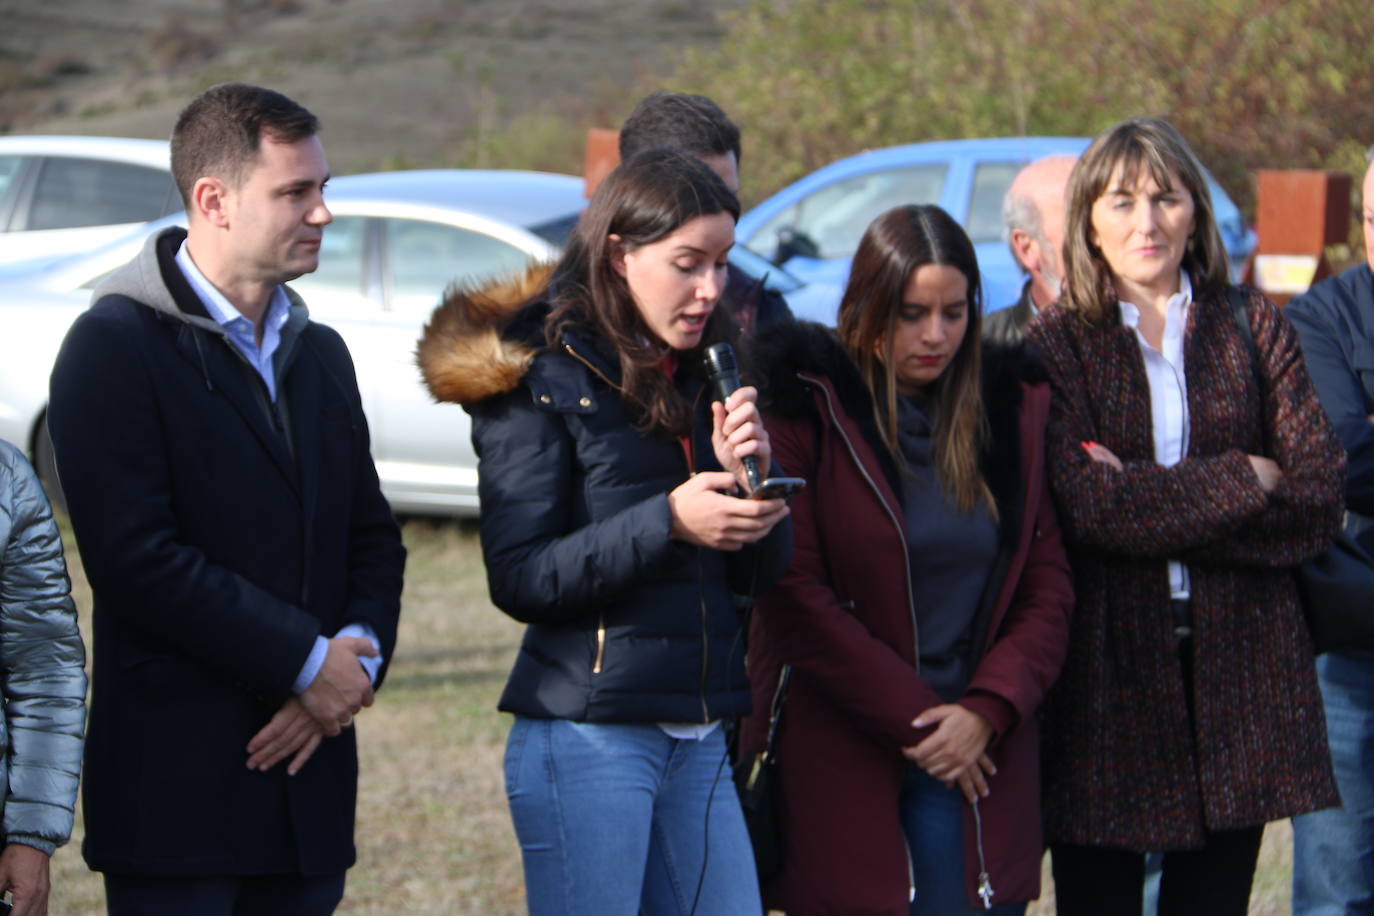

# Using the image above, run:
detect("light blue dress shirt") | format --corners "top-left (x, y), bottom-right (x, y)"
top-left (175, 241), bottom-right (290, 401)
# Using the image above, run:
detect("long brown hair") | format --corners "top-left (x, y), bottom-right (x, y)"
top-left (546, 148), bottom-right (741, 438)
top-left (837, 204), bottom-right (993, 517)
top-left (1061, 117), bottom-right (1230, 323)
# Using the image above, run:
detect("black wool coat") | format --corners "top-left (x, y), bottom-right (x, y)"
top-left (48, 228), bottom-right (405, 877)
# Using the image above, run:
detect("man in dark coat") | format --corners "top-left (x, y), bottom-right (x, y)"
top-left (1284, 147), bottom-right (1374, 916)
top-left (619, 90), bottom-right (793, 334)
top-left (984, 154), bottom-right (1075, 345)
top-left (47, 83), bottom-right (405, 915)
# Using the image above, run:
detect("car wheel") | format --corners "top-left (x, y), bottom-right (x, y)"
top-left (34, 415), bottom-right (67, 515)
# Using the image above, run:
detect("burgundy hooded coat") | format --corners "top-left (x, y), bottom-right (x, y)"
top-left (739, 323), bottom-right (1073, 914)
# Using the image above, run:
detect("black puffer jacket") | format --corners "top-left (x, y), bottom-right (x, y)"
top-left (417, 266), bottom-right (792, 723)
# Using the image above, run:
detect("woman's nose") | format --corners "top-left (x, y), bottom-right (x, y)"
top-left (699, 267), bottom-right (723, 301)
top-left (1134, 201), bottom-right (1157, 234)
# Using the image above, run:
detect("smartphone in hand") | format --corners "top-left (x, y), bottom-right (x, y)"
top-left (748, 477), bottom-right (805, 501)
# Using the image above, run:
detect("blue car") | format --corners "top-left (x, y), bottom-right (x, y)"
top-left (736, 137), bottom-right (1256, 324)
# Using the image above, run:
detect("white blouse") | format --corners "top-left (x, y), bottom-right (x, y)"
top-left (1118, 270), bottom-right (1193, 599)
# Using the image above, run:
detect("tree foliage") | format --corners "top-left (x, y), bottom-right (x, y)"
top-left (667, 0), bottom-right (1374, 214)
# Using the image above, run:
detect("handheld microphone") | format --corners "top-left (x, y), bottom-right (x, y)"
top-left (703, 343), bottom-right (763, 492)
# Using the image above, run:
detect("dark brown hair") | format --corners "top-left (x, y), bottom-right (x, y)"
top-left (1062, 116), bottom-right (1229, 323)
top-left (546, 147), bottom-right (741, 438)
top-left (837, 204), bottom-right (993, 516)
top-left (170, 82), bottom-right (320, 206)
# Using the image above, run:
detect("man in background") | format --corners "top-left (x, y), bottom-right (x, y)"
top-left (48, 83), bottom-right (404, 915)
top-left (985, 153), bottom-right (1076, 343)
top-left (619, 90), bottom-right (793, 334)
top-left (1284, 146), bottom-right (1374, 916)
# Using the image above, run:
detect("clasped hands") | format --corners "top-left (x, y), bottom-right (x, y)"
top-left (245, 635), bottom-right (377, 775)
top-left (667, 386), bottom-right (789, 551)
top-left (902, 704), bottom-right (996, 805)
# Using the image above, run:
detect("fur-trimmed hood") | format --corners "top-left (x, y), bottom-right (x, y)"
top-left (416, 263), bottom-right (556, 406)
top-left (753, 319), bottom-right (1050, 540)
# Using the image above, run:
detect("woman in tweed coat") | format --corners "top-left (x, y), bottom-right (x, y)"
top-left (1026, 118), bottom-right (1344, 915)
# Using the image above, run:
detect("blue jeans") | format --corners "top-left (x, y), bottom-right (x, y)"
top-left (900, 766), bottom-right (1027, 916)
top-left (503, 717), bottom-right (761, 916)
top-left (1292, 648), bottom-right (1374, 915)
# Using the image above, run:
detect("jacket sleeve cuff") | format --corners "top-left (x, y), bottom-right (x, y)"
top-left (958, 692), bottom-right (1018, 743)
top-left (291, 635), bottom-right (331, 694)
top-left (4, 836), bottom-right (56, 856)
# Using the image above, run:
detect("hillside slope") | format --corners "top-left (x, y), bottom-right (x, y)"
top-left (1, 0), bottom-right (741, 175)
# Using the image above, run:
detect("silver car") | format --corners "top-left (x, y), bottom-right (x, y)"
top-left (0, 135), bottom-right (178, 266)
top-left (0, 168), bottom-right (586, 516)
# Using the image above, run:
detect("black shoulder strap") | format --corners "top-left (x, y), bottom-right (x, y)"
top-left (1227, 286), bottom-right (1261, 388)
top-left (1227, 286), bottom-right (1271, 445)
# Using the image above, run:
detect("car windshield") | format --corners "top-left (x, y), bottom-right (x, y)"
top-left (751, 163), bottom-right (949, 260)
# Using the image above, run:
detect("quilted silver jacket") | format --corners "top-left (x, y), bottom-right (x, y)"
top-left (0, 439), bottom-right (87, 854)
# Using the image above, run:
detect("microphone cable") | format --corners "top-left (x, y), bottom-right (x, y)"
top-left (688, 742), bottom-right (732, 916)
top-left (688, 505), bottom-right (768, 915)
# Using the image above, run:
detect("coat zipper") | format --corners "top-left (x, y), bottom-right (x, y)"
top-left (592, 619), bottom-right (606, 674)
top-left (699, 558), bottom-right (711, 723)
top-left (562, 342), bottom-right (614, 676)
top-left (800, 374), bottom-right (920, 666)
top-left (683, 401), bottom-right (710, 724)
top-left (563, 340), bottom-right (708, 699)
top-left (972, 798), bottom-right (995, 908)
top-left (563, 342), bottom-right (623, 394)
top-left (803, 372), bottom-right (923, 904)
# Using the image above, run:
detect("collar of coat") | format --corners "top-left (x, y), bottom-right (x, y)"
top-left (753, 319), bottom-right (1048, 541)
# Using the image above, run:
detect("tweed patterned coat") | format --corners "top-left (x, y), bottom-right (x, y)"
top-left (1027, 285), bottom-right (1344, 850)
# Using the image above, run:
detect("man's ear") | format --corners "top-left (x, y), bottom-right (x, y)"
top-left (1009, 228), bottom-right (1039, 272)
top-left (192, 177), bottom-right (232, 228)
top-left (608, 234), bottom-right (627, 279)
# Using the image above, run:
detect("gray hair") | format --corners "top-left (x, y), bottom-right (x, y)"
top-left (1366, 143), bottom-right (1374, 164)
top-left (1002, 188), bottom-right (1044, 273)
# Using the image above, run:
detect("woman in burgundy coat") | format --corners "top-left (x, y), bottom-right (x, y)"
top-left (1026, 117), bottom-right (1345, 914)
top-left (741, 204), bottom-right (1073, 915)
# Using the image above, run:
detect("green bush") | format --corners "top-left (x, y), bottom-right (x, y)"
top-left (664, 0), bottom-right (1374, 216)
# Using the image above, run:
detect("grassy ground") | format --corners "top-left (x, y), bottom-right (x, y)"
top-left (47, 517), bottom-right (1296, 914)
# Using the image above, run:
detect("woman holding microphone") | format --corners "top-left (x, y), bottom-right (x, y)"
top-left (418, 147), bottom-right (791, 916)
